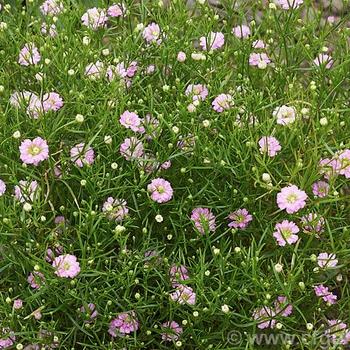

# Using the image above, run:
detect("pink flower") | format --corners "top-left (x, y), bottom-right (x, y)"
top-left (275, 0), bottom-right (303, 9)
top-left (277, 185), bottom-right (307, 214)
top-left (81, 8), bottom-right (107, 30)
top-left (108, 311), bottom-right (139, 336)
top-left (107, 3), bottom-right (125, 17)
top-left (177, 51), bottom-right (186, 62)
top-left (148, 178), bottom-right (173, 203)
top-left (199, 31), bottom-right (225, 50)
top-left (106, 63), bottom-right (127, 81)
top-left (338, 149), bottom-right (350, 178)
top-left (102, 197), bottom-right (128, 221)
top-left (10, 90), bottom-right (36, 108)
top-left (317, 252), bottom-right (338, 269)
top-left (273, 220), bottom-right (299, 246)
top-left (252, 40), bottom-right (266, 49)
top-left (120, 137), bottom-right (144, 160)
top-left (140, 114), bottom-right (160, 139)
top-left (13, 299), bottom-right (23, 310)
top-left (0, 329), bottom-right (16, 349)
top-left (170, 285), bottom-right (196, 305)
top-left (143, 22), bottom-right (162, 45)
top-left (319, 158), bottom-right (341, 179)
top-left (41, 23), bottom-right (58, 37)
top-left (70, 143), bottom-right (95, 167)
top-left (18, 43), bottom-right (41, 66)
top-left (232, 25), bottom-right (250, 39)
top-left (119, 110), bottom-right (141, 132)
top-left (14, 180), bottom-right (38, 203)
top-left (42, 92), bottom-right (64, 112)
top-left (85, 61), bottom-right (104, 79)
top-left (161, 321), bottom-right (183, 341)
top-left (212, 93), bottom-right (234, 112)
top-left (185, 84), bottom-right (208, 102)
top-left (273, 105), bottom-right (297, 125)
top-left (52, 254), bottom-right (80, 278)
top-left (27, 271), bottom-right (45, 289)
top-left (26, 94), bottom-right (44, 118)
top-left (0, 179), bottom-right (6, 196)
top-left (126, 61), bottom-right (138, 77)
top-left (252, 306), bottom-right (276, 329)
top-left (228, 208), bottom-right (252, 229)
top-left (249, 53), bottom-right (271, 68)
top-left (40, 0), bottom-right (64, 15)
top-left (314, 285), bottom-right (337, 304)
top-left (169, 265), bottom-right (189, 287)
top-left (325, 320), bottom-right (350, 345)
top-left (312, 181), bottom-right (329, 198)
top-left (191, 207), bottom-right (216, 234)
top-left (80, 303), bottom-right (98, 322)
top-left (313, 53), bottom-right (334, 69)
top-left (45, 246), bottom-right (63, 262)
top-left (258, 136), bottom-right (281, 157)
top-left (19, 137), bottom-right (49, 166)
top-left (300, 213), bottom-right (324, 235)
top-left (274, 296), bottom-right (293, 317)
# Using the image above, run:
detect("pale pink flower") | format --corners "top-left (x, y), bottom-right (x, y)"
top-left (26, 94), bottom-right (44, 118)
top-left (212, 93), bottom-right (234, 112)
top-left (18, 43), bottom-right (41, 66)
top-left (317, 252), bottom-right (338, 269)
top-left (108, 311), bottom-right (139, 336)
top-left (274, 296), bottom-right (293, 317)
top-left (80, 303), bottom-right (98, 322)
top-left (14, 180), bottom-right (38, 203)
top-left (148, 178), bottom-right (173, 203)
top-left (126, 61), bottom-right (138, 77)
top-left (0, 179), bottom-right (6, 196)
top-left (275, 0), bottom-right (303, 10)
top-left (170, 285), bottom-right (196, 305)
top-left (276, 185), bottom-right (307, 214)
top-left (325, 320), bottom-right (350, 345)
top-left (40, 0), bottom-right (64, 15)
top-left (249, 52), bottom-right (271, 68)
top-left (338, 149), bottom-right (350, 178)
top-left (313, 53), bottom-right (334, 69)
top-left (252, 40), bottom-right (266, 49)
top-left (161, 321), bottom-right (183, 341)
top-left (314, 285), bottom-right (337, 304)
top-left (102, 197), bottom-right (129, 221)
top-left (107, 3), bottom-right (125, 17)
top-left (85, 61), bottom-right (104, 79)
top-left (177, 51), bottom-right (186, 62)
top-left (52, 254), bottom-right (80, 278)
top-left (232, 25), bottom-right (250, 39)
top-left (119, 110), bottom-right (141, 132)
top-left (10, 91), bottom-right (37, 108)
top-left (169, 265), bottom-right (189, 287)
top-left (70, 143), bottom-right (95, 167)
top-left (0, 329), bottom-right (16, 349)
top-left (199, 31), bottom-right (225, 50)
top-left (301, 213), bottom-right (324, 235)
top-left (252, 306), bottom-right (276, 329)
top-left (42, 92), bottom-right (64, 112)
top-left (27, 271), bottom-right (45, 289)
top-left (185, 84), bottom-right (208, 102)
top-left (120, 137), bottom-right (144, 160)
top-left (191, 207), bottom-right (216, 234)
top-left (258, 136), bottom-right (281, 157)
top-left (81, 8), bottom-right (107, 30)
top-left (273, 220), bottom-right (299, 246)
top-left (319, 158), bottom-right (341, 179)
top-left (312, 180), bottom-right (329, 198)
top-left (13, 299), bottom-right (23, 310)
top-left (273, 105), bottom-right (297, 125)
top-left (19, 137), bottom-right (49, 166)
top-left (143, 22), bottom-right (162, 45)
top-left (106, 63), bottom-right (127, 81)
top-left (228, 208), bottom-right (252, 229)
top-left (41, 23), bottom-right (58, 37)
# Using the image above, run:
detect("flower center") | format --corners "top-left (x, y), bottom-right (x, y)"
top-left (281, 229), bottom-right (292, 239)
top-left (29, 145), bottom-right (41, 156)
top-left (157, 185), bottom-right (165, 194)
top-left (286, 194), bottom-right (297, 203)
top-left (63, 262), bottom-right (71, 270)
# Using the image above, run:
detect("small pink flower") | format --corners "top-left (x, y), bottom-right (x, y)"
top-left (273, 220), bottom-right (299, 246)
top-left (314, 285), bottom-right (337, 304)
top-left (119, 110), bottom-right (141, 132)
top-left (102, 197), bottom-right (129, 221)
top-left (301, 213), bottom-right (324, 235)
top-left (313, 53), bottom-right (334, 69)
top-left (106, 63), bottom-right (127, 81)
top-left (18, 43), bottom-right (41, 66)
top-left (258, 136), bottom-right (281, 157)
top-left (232, 25), bottom-right (250, 39)
top-left (80, 303), bottom-right (98, 322)
top-left (325, 320), bottom-right (350, 345)
top-left (161, 321), bottom-right (183, 341)
top-left (27, 271), bottom-right (45, 289)
top-left (273, 105), bottom-right (296, 125)
top-left (0, 179), bottom-right (6, 196)
top-left (143, 22), bottom-right (162, 45)
top-left (212, 93), bottom-right (234, 112)
top-left (177, 51), bottom-right (186, 62)
top-left (191, 207), bottom-right (216, 234)
top-left (42, 92), bottom-right (64, 112)
top-left (338, 149), bottom-right (350, 178)
top-left (252, 40), bottom-right (266, 49)
top-left (148, 178), bottom-right (173, 203)
top-left (277, 185), bottom-right (307, 214)
top-left (169, 265), bottom-right (189, 287)
top-left (319, 158), bottom-right (341, 179)
top-left (170, 285), bottom-right (196, 305)
top-left (120, 137), bottom-right (144, 160)
top-left (41, 23), bottom-right (58, 37)
top-left (70, 143), bottom-right (95, 167)
top-left (252, 306), bottom-right (276, 329)
top-left (13, 299), bottom-right (23, 310)
top-left (274, 296), bottom-right (293, 317)
top-left (85, 61), bottom-right (104, 79)
top-left (107, 3), bottom-right (125, 17)
top-left (108, 311), bottom-right (139, 336)
top-left (126, 61), bottom-right (138, 77)
top-left (14, 180), bottom-right (38, 203)
top-left (81, 8), bottom-right (107, 30)
top-left (199, 31), bottom-right (225, 50)
top-left (228, 208), bottom-right (252, 229)
top-left (45, 246), bottom-right (63, 262)
top-left (312, 181), bottom-right (329, 198)
top-left (185, 84), bottom-right (208, 102)
top-left (52, 254), bottom-right (81, 278)
top-left (0, 329), bottom-right (16, 349)
top-left (19, 137), bottom-right (49, 166)
top-left (249, 53), bottom-right (271, 68)
top-left (317, 252), bottom-right (338, 269)
top-left (275, 0), bottom-right (303, 10)
top-left (33, 309), bottom-right (42, 320)
top-left (40, 0), bottom-right (64, 15)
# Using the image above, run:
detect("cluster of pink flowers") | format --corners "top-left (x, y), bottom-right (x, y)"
top-left (199, 32), bottom-right (225, 51)
top-left (313, 53), bottom-right (334, 69)
top-left (212, 93), bottom-right (234, 112)
top-left (161, 321), bottom-right (183, 342)
top-left (169, 264), bottom-right (189, 287)
top-left (274, 0), bottom-right (304, 10)
top-left (14, 180), bottom-right (38, 203)
top-left (249, 53), bottom-right (271, 69)
top-left (120, 137), bottom-right (144, 160)
top-left (300, 213), bottom-right (324, 235)
top-left (40, 0), bottom-right (64, 16)
top-left (314, 284), bottom-right (337, 304)
top-left (319, 149), bottom-right (350, 179)
top-left (325, 320), bottom-right (350, 345)
top-left (273, 105), bottom-right (296, 125)
top-left (185, 84), bottom-right (208, 102)
top-left (317, 252), bottom-right (338, 269)
top-left (108, 311), bottom-right (139, 336)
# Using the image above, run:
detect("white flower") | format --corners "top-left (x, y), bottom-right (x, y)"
top-left (273, 105), bottom-right (296, 125)
top-left (221, 304), bottom-right (230, 313)
top-left (155, 214), bottom-right (163, 222)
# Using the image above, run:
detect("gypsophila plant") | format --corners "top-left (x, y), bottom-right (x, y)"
top-left (0, 0), bottom-right (350, 349)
